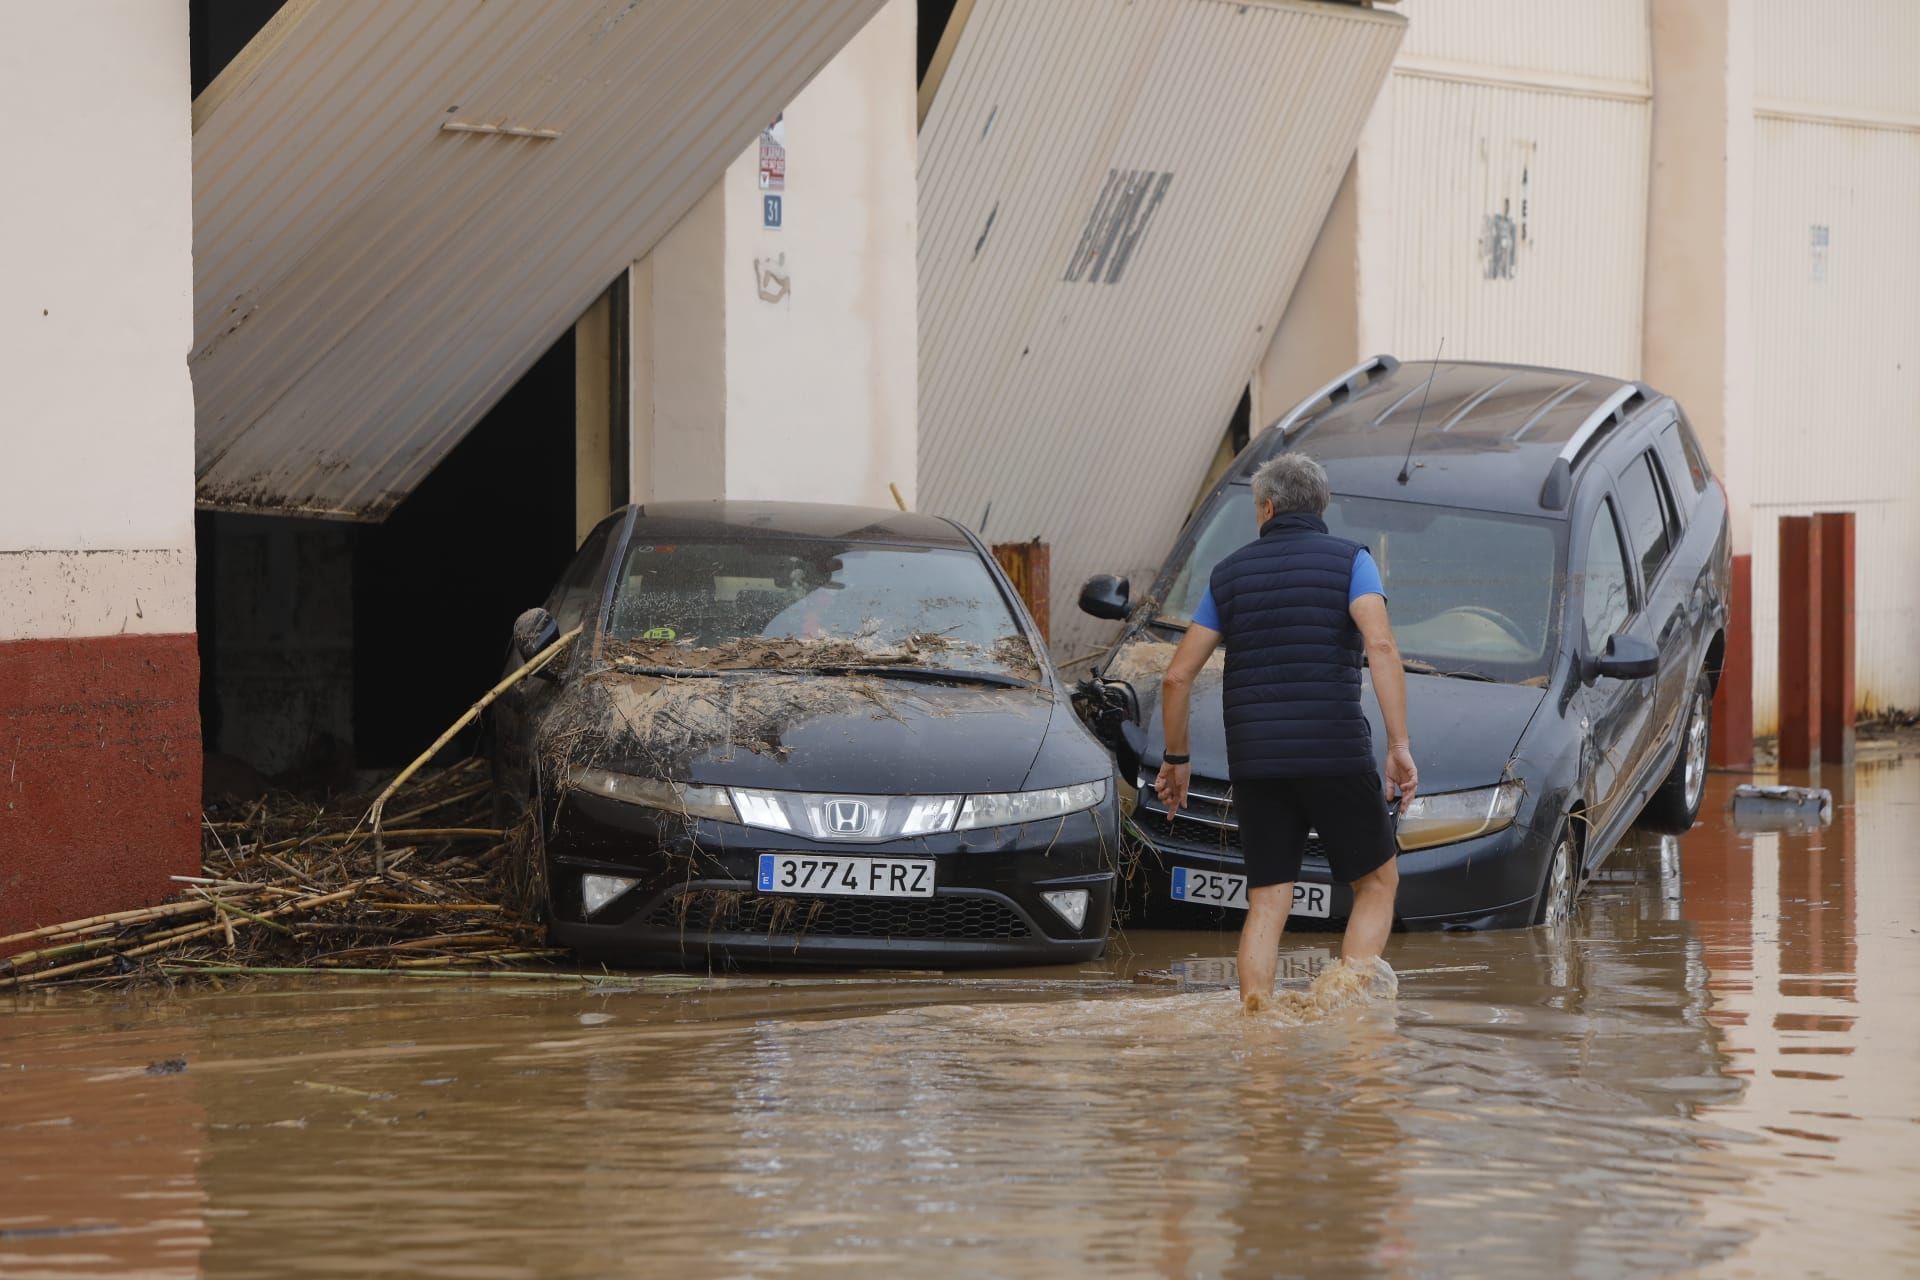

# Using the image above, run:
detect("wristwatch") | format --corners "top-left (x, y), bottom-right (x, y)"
top-left (1162, 753), bottom-right (1190, 766)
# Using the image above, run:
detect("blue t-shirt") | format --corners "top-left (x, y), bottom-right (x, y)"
top-left (1189, 548), bottom-right (1382, 632)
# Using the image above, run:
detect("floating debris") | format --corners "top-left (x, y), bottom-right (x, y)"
top-left (1730, 783), bottom-right (1833, 832)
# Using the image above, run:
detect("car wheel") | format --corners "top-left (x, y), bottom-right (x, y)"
top-left (1534, 828), bottom-right (1579, 928)
top-left (1638, 670), bottom-right (1713, 834)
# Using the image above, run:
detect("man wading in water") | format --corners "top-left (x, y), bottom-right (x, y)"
top-left (1155, 454), bottom-right (1417, 1012)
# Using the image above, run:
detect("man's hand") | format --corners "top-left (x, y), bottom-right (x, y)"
top-left (1384, 743), bottom-right (1418, 811)
top-left (1154, 761), bottom-right (1192, 815)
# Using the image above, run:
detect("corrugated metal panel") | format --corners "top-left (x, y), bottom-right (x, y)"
top-left (917, 0), bottom-right (1405, 655)
top-left (1756, 0), bottom-right (1920, 121)
top-left (1748, 115), bottom-right (1920, 729)
top-left (1397, 0), bottom-right (1648, 87)
top-left (1386, 74), bottom-right (1649, 379)
top-left (191, 0), bottom-right (886, 519)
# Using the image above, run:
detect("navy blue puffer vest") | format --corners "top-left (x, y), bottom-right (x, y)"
top-left (1208, 512), bottom-right (1372, 780)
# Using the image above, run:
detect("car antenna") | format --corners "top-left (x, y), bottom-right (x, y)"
top-left (1397, 337), bottom-right (1444, 485)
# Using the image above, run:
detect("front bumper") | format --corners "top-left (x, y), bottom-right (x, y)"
top-left (1127, 804), bottom-right (1543, 931)
top-left (543, 789), bottom-right (1117, 966)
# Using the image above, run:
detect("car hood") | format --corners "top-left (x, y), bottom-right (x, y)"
top-left (1110, 634), bottom-right (1545, 794)
top-left (539, 667), bottom-right (1059, 795)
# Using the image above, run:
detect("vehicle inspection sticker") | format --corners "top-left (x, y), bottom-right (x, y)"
top-left (1170, 867), bottom-right (1331, 918)
top-left (757, 854), bottom-right (935, 898)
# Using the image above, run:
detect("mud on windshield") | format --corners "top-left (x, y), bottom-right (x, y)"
top-left (598, 538), bottom-right (1041, 682)
top-left (1159, 491), bottom-right (1566, 683)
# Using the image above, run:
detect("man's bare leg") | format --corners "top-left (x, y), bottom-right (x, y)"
top-left (1341, 858), bottom-right (1400, 963)
top-left (1238, 882), bottom-right (1293, 1009)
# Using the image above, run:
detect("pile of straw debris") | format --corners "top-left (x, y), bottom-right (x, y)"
top-left (0, 758), bottom-right (554, 991)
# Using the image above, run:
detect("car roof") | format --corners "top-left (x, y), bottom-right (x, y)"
top-left (624, 499), bottom-right (972, 547)
top-left (1237, 359), bottom-right (1669, 518)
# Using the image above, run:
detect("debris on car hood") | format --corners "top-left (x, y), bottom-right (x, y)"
top-left (541, 633), bottom-right (1056, 795)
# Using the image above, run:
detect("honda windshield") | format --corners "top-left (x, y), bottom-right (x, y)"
top-left (1159, 490), bottom-right (1564, 682)
top-left (604, 538), bottom-right (1040, 681)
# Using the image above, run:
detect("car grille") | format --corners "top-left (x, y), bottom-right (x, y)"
top-left (1134, 807), bottom-right (1243, 850)
top-left (640, 888), bottom-right (1035, 941)
top-left (1131, 806), bottom-right (1325, 861)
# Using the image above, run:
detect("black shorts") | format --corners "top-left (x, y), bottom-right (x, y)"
top-left (1233, 772), bottom-right (1397, 889)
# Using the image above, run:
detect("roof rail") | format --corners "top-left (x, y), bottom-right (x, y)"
top-left (1555, 383), bottom-right (1647, 466)
top-left (1269, 354), bottom-right (1401, 440)
top-left (1539, 382), bottom-right (1649, 509)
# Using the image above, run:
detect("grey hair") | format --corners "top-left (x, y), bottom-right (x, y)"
top-left (1251, 453), bottom-right (1330, 516)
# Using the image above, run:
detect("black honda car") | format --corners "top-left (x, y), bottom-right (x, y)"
top-left (1076, 357), bottom-right (1730, 929)
top-left (489, 501), bottom-right (1118, 967)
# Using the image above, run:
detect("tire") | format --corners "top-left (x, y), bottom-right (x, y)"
top-left (1533, 825), bottom-right (1579, 928)
top-left (1638, 670), bottom-right (1713, 835)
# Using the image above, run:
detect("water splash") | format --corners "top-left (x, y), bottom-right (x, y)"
top-left (1244, 955), bottom-right (1397, 1022)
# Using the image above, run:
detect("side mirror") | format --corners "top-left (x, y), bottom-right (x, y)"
top-left (1078, 574), bottom-right (1131, 621)
top-left (1590, 632), bottom-right (1658, 681)
top-left (512, 607), bottom-right (561, 664)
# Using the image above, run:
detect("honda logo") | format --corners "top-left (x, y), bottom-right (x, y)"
top-left (825, 800), bottom-right (870, 835)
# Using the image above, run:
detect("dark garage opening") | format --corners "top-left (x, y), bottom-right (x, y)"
top-left (352, 331), bottom-right (579, 767)
top-left (918, 0), bottom-right (964, 87)
top-left (190, 0), bottom-right (290, 97)
top-left (197, 331), bottom-right (579, 793)
top-left (190, 12), bottom-right (622, 797)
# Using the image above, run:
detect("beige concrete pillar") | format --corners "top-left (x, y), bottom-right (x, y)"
top-left (574, 288), bottom-right (614, 541)
top-left (1643, 0), bottom-right (1756, 759)
top-left (1255, 161), bottom-right (1361, 430)
top-left (624, 0), bottom-right (916, 511)
top-left (1254, 85), bottom-right (1393, 430)
top-left (1644, 0), bottom-right (1755, 550)
top-left (630, 183), bottom-right (729, 504)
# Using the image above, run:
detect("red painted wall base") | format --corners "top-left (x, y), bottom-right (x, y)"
top-left (0, 634), bottom-right (201, 941)
top-left (1710, 553), bottom-right (1753, 769)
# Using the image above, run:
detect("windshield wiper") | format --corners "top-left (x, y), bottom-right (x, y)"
top-left (810, 664), bottom-right (1035, 689)
top-left (1369, 657), bottom-right (1497, 683)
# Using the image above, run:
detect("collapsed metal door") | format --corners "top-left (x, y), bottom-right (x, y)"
top-left (191, 0), bottom-right (886, 520)
top-left (916, 0), bottom-right (1405, 653)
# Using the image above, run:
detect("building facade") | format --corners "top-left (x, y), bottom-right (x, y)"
top-left (0, 5), bottom-right (202, 932)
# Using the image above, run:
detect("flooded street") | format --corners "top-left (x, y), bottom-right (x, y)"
top-left (5, 757), bottom-right (1918, 1279)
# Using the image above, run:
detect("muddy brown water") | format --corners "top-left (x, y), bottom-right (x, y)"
top-left (5, 759), bottom-right (1918, 1278)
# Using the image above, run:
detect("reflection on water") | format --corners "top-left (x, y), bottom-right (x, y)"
top-left (4, 757), bottom-right (1918, 1277)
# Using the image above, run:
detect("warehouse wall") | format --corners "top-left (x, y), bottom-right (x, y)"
top-left (1260, 0), bottom-right (1652, 424)
top-left (0, 4), bottom-right (200, 933)
top-left (631, 0), bottom-right (918, 511)
top-left (1747, 0), bottom-right (1920, 730)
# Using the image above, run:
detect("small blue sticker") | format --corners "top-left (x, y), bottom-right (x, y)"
top-left (763, 194), bottom-right (783, 229)
top-left (1171, 866), bottom-right (1188, 899)
top-left (757, 854), bottom-right (775, 891)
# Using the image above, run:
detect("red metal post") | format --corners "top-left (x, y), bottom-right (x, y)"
top-left (991, 540), bottom-right (1051, 646)
top-left (1709, 553), bottom-right (1753, 769)
top-left (1816, 511), bottom-right (1855, 765)
top-left (1776, 516), bottom-right (1822, 770)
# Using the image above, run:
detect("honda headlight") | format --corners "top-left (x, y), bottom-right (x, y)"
top-left (956, 779), bottom-right (1107, 831)
top-left (569, 769), bottom-right (737, 822)
top-left (1395, 782), bottom-right (1523, 851)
